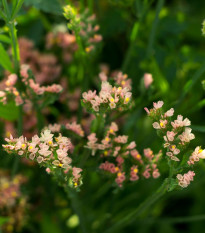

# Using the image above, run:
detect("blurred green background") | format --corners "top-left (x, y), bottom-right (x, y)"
top-left (1, 0), bottom-right (205, 233)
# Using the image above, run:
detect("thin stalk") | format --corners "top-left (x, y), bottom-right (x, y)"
top-left (8, 22), bottom-right (20, 73)
top-left (4, 1), bottom-right (23, 175)
top-left (104, 179), bottom-right (168, 233)
top-left (146, 0), bottom-right (164, 58)
top-left (65, 187), bottom-right (88, 233)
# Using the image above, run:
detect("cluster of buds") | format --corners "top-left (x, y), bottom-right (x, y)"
top-left (63, 5), bottom-right (102, 53)
top-left (0, 171), bottom-right (28, 233)
top-left (78, 9), bottom-right (102, 53)
top-left (82, 81), bottom-right (132, 113)
top-left (145, 100), bottom-right (205, 189)
top-left (63, 5), bottom-right (80, 32)
top-left (3, 129), bottom-right (83, 188)
top-left (85, 122), bottom-right (161, 187)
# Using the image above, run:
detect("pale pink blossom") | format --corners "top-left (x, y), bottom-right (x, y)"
top-left (6, 74), bottom-right (17, 86)
top-left (48, 124), bottom-right (61, 133)
top-left (66, 122), bottom-right (84, 137)
top-left (153, 101), bottom-right (164, 109)
top-left (40, 130), bottom-right (54, 143)
top-left (178, 127), bottom-right (195, 143)
top-left (114, 135), bottom-right (128, 144)
top-left (143, 73), bottom-right (153, 89)
top-left (177, 171), bottom-right (195, 188)
top-left (165, 108), bottom-right (174, 117)
top-left (127, 142), bottom-right (136, 150)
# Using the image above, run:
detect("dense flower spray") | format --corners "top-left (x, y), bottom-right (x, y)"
top-left (82, 80), bottom-right (132, 113)
top-left (145, 101), bottom-right (205, 189)
top-left (3, 129), bottom-right (83, 188)
top-left (86, 122), bottom-right (161, 187)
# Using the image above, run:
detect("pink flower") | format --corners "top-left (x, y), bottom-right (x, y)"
top-left (130, 165), bottom-right (139, 181)
top-left (38, 143), bottom-right (52, 157)
top-left (6, 74), bottom-right (17, 86)
top-left (48, 124), bottom-right (61, 133)
top-left (56, 149), bottom-right (67, 160)
top-left (115, 172), bottom-right (126, 187)
top-left (144, 148), bottom-right (153, 160)
top-left (153, 101), bottom-right (164, 109)
top-left (188, 147), bottom-right (205, 165)
top-left (66, 122), bottom-right (84, 137)
top-left (40, 130), bottom-right (54, 143)
top-left (127, 141), bottom-right (136, 150)
top-left (143, 73), bottom-right (153, 89)
top-left (99, 72), bottom-right (107, 82)
top-left (165, 108), bottom-right (174, 117)
top-left (178, 127), bottom-right (195, 143)
top-left (82, 90), bottom-right (96, 102)
top-left (171, 115), bottom-right (191, 128)
top-left (144, 107), bottom-right (150, 114)
top-left (114, 135), bottom-right (128, 144)
top-left (72, 167), bottom-right (82, 180)
top-left (177, 171), bottom-right (195, 188)
top-left (153, 122), bottom-right (160, 129)
top-left (166, 131), bottom-right (176, 141)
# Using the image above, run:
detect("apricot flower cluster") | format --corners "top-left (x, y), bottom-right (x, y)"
top-left (0, 65), bottom-right (62, 106)
top-left (86, 122), bottom-right (161, 187)
top-left (3, 129), bottom-right (82, 188)
top-left (145, 101), bottom-right (205, 188)
top-left (82, 81), bottom-right (132, 113)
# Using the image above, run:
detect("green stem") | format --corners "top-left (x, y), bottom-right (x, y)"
top-left (146, 0), bottom-right (164, 58)
top-left (65, 187), bottom-right (88, 233)
top-left (91, 114), bottom-right (105, 137)
top-left (104, 179), bottom-right (168, 233)
top-left (8, 22), bottom-right (20, 73)
top-left (35, 104), bottom-right (44, 134)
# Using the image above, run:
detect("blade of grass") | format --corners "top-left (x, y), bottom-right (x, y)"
top-left (146, 0), bottom-right (164, 57)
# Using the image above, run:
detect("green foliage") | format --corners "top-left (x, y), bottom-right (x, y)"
top-left (0, 43), bottom-right (13, 72)
top-left (0, 101), bottom-right (19, 121)
top-left (24, 0), bottom-right (62, 15)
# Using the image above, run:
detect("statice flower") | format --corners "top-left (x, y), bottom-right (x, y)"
top-left (3, 129), bottom-right (82, 188)
top-left (145, 100), bottom-right (196, 162)
top-left (177, 171), bottom-right (195, 188)
top-left (146, 100), bottom-right (205, 189)
top-left (143, 73), bottom-right (153, 89)
top-left (82, 81), bottom-right (132, 113)
top-left (86, 122), bottom-right (161, 187)
top-left (63, 6), bottom-right (102, 53)
top-left (66, 122), bottom-right (85, 137)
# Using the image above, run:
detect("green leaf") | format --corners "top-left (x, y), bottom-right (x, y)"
top-left (0, 34), bottom-right (11, 44)
top-left (11, 0), bottom-right (25, 20)
top-left (0, 101), bottom-right (19, 121)
top-left (0, 43), bottom-right (13, 72)
top-left (192, 125), bottom-right (205, 133)
top-left (150, 58), bottom-right (169, 93)
top-left (24, 0), bottom-right (62, 15)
